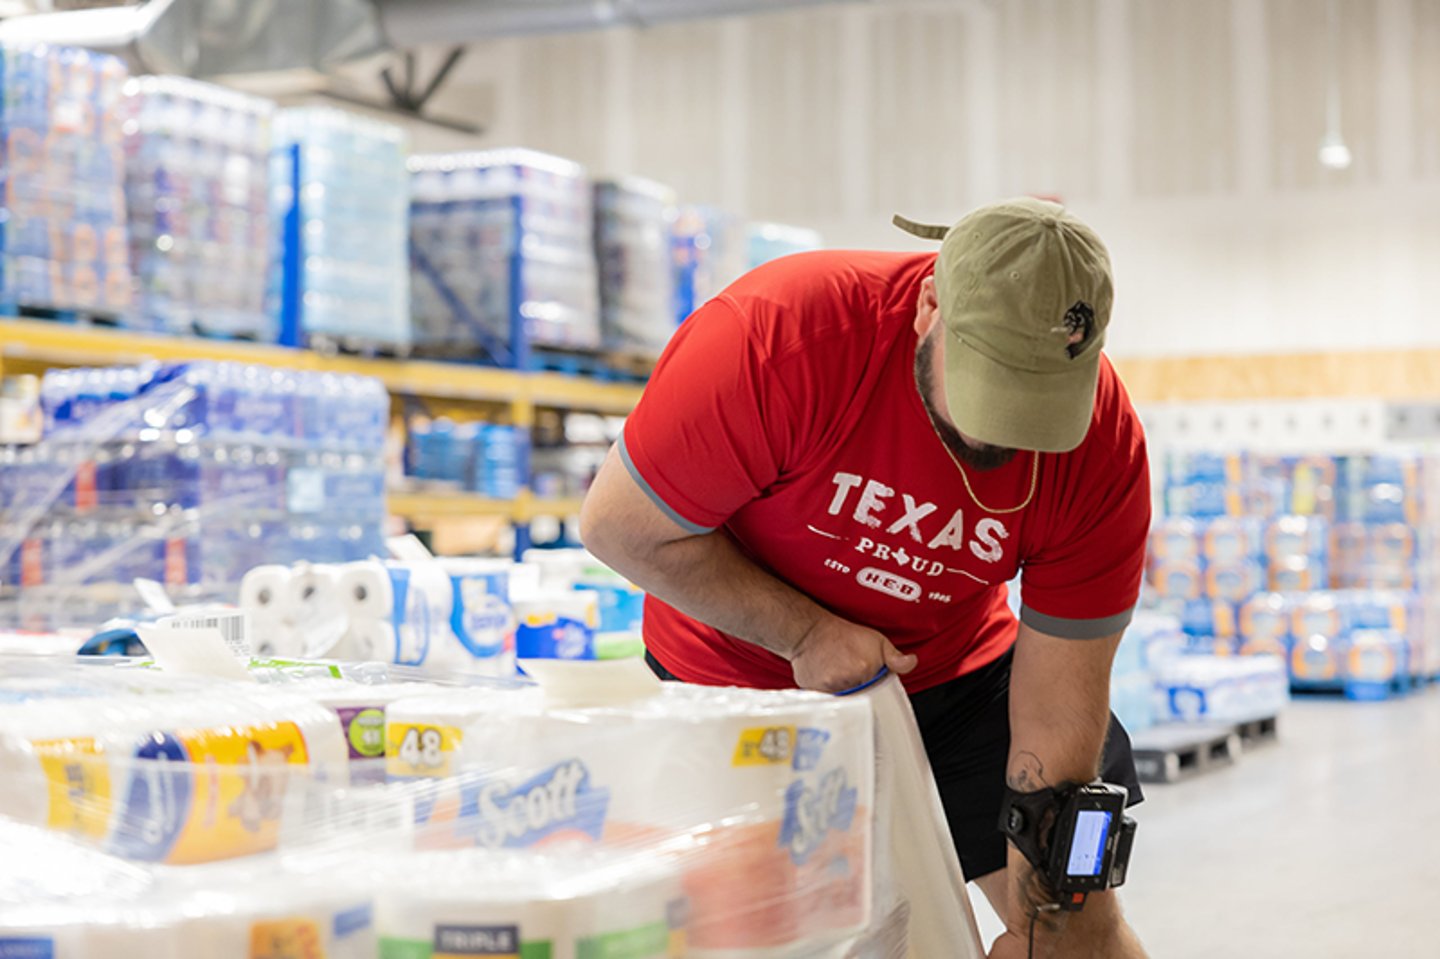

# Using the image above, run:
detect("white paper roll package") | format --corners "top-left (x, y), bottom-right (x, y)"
top-left (375, 849), bottom-right (686, 959)
top-left (383, 683), bottom-right (874, 954)
top-left (0, 821), bottom-right (376, 959)
top-left (0, 689), bottom-right (348, 864)
top-left (284, 679), bottom-right (453, 785)
top-left (441, 558), bottom-right (517, 676)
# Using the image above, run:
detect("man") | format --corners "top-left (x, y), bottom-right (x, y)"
top-left (580, 198), bottom-right (1151, 958)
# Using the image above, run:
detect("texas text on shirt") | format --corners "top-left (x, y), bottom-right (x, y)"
top-left (618, 249), bottom-right (1152, 692)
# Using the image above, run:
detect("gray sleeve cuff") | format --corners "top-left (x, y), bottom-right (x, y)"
top-left (1019, 605), bottom-right (1135, 640)
top-left (617, 432), bottom-right (717, 536)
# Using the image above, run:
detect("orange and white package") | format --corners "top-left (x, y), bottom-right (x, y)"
top-left (1148, 519), bottom-right (1200, 564)
top-left (390, 678), bottom-right (876, 955)
top-left (1290, 595), bottom-right (1342, 641)
top-left (1239, 593), bottom-right (1289, 644)
top-left (1202, 518), bottom-right (1252, 565)
top-left (1149, 561), bottom-right (1203, 601)
top-left (1205, 561), bottom-right (1261, 604)
top-left (1270, 556), bottom-right (1320, 593)
top-left (1368, 523), bottom-right (1416, 564)
top-left (0, 689), bottom-right (347, 865)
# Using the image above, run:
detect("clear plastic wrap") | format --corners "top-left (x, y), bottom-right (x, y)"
top-left (0, 659), bottom-right (982, 958)
top-left (121, 75), bottom-right (275, 339)
top-left (409, 149), bottom-right (601, 359)
top-left (594, 177), bottom-right (678, 355)
top-left (0, 42), bottom-right (132, 315)
top-left (0, 361), bottom-right (389, 632)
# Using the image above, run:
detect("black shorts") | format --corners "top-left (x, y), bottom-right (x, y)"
top-left (644, 646), bottom-right (1142, 881)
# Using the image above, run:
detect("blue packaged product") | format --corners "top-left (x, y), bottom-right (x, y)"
top-left (1342, 628), bottom-right (1407, 700)
top-left (447, 560), bottom-right (516, 663)
top-left (1165, 483), bottom-right (1243, 518)
top-left (514, 593), bottom-right (598, 661)
top-left (747, 222), bottom-right (821, 268)
top-left (1179, 598), bottom-right (1238, 640)
top-left (574, 581), bottom-right (645, 635)
top-left (273, 107), bottom-right (410, 350)
top-left (1289, 633), bottom-right (1342, 688)
top-left (1166, 452), bottom-right (1246, 486)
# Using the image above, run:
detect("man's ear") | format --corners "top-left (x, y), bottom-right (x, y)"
top-left (913, 275), bottom-right (940, 337)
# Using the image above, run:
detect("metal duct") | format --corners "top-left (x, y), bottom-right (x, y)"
top-left (375, 0), bottom-right (859, 48)
top-left (0, 0), bottom-right (386, 78)
top-left (0, 0), bottom-right (857, 79)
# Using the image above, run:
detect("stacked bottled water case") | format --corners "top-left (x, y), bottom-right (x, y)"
top-left (121, 76), bottom-right (275, 339)
top-left (594, 176), bottom-right (678, 354)
top-left (0, 43), bottom-right (132, 314)
top-left (409, 149), bottom-right (601, 363)
top-left (272, 107), bottom-right (410, 352)
top-left (0, 362), bottom-right (389, 629)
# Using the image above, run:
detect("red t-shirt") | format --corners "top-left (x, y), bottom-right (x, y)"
top-left (620, 250), bottom-right (1151, 693)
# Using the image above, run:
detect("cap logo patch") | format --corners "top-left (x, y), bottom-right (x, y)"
top-left (1056, 301), bottom-right (1095, 359)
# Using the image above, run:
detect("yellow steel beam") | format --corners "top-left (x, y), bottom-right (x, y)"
top-left (387, 490), bottom-right (518, 520)
top-left (0, 318), bottom-right (644, 412)
top-left (387, 490), bottom-right (585, 523)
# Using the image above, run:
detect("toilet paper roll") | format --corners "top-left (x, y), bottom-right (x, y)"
top-left (337, 620), bottom-right (398, 665)
top-left (376, 849), bottom-right (685, 959)
top-left (240, 564), bottom-right (292, 616)
top-left (285, 565), bottom-right (349, 659)
top-left (0, 689), bottom-right (348, 864)
top-left (250, 619), bottom-right (305, 659)
top-left (337, 560), bottom-right (394, 623)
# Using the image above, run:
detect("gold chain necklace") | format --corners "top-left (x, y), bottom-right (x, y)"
top-left (940, 442), bottom-right (1041, 515)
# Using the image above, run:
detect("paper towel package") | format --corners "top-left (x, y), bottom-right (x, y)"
top-left (384, 683), bottom-right (874, 954)
top-left (375, 849), bottom-right (686, 959)
top-left (0, 686), bottom-right (347, 863)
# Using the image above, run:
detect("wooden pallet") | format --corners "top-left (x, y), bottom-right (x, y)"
top-left (1131, 719), bottom-right (1265, 784)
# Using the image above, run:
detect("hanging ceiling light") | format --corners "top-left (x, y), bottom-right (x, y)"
top-left (1318, 0), bottom-right (1352, 170)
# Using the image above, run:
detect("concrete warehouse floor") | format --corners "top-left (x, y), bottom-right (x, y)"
top-left (967, 687), bottom-right (1440, 958)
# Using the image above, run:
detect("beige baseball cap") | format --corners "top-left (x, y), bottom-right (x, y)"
top-left (895, 197), bottom-right (1114, 454)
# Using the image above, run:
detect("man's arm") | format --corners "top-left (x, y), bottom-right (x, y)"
top-left (579, 444), bottom-right (916, 691)
top-left (982, 621), bottom-right (1147, 958)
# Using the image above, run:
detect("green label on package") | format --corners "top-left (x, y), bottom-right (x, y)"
top-left (379, 938), bottom-right (553, 959)
top-left (576, 922), bottom-right (674, 959)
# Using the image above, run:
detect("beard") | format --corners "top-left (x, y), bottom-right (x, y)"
top-left (914, 333), bottom-right (1018, 473)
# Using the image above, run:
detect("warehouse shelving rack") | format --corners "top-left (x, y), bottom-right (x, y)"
top-left (0, 317), bottom-right (641, 548)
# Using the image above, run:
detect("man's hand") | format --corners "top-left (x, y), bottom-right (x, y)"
top-left (787, 615), bottom-right (917, 692)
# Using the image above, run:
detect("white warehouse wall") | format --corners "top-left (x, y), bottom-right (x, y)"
top-left (382, 0), bottom-right (1440, 359)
